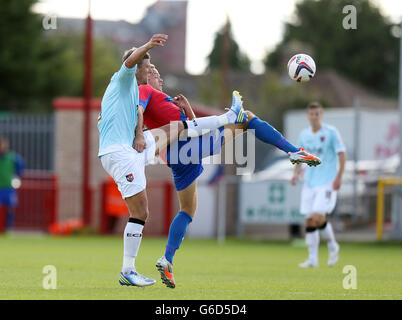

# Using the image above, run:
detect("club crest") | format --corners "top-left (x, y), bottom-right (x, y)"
top-left (126, 173), bottom-right (134, 182)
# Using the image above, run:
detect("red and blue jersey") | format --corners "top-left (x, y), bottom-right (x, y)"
top-left (138, 84), bottom-right (225, 192)
top-left (139, 84), bottom-right (187, 130)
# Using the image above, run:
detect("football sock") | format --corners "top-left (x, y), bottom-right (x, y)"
top-left (305, 227), bottom-right (319, 263)
top-left (225, 109), bottom-right (238, 124)
top-left (319, 222), bottom-right (337, 251)
top-left (185, 112), bottom-right (234, 138)
top-left (246, 116), bottom-right (300, 153)
top-left (6, 211), bottom-right (15, 230)
top-left (122, 218), bottom-right (145, 275)
top-left (164, 211), bottom-right (193, 264)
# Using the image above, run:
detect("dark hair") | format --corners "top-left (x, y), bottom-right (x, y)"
top-left (307, 102), bottom-right (323, 110)
top-left (122, 47), bottom-right (150, 66)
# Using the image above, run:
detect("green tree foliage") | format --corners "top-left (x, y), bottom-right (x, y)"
top-left (0, 0), bottom-right (121, 112)
top-left (207, 20), bottom-right (251, 72)
top-left (265, 0), bottom-right (400, 97)
top-left (253, 74), bottom-right (329, 131)
top-left (42, 33), bottom-right (121, 99)
top-left (0, 0), bottom-right (43, 111)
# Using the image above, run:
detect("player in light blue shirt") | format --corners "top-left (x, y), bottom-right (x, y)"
top-left (297, 122), bottom-right (346, 188)
top-left (291, 102), bottom-right (346, 268)
top-left (98, 34), bottom-right (169, 287)
top-left (97, 62), bottom-right (139, 156)
top-left (97, 35), bottom-right (166, 156)
top-left (97, 33), bottom-right (252, 288)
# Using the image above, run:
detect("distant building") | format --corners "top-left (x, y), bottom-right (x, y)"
top-left (54, 0), bottom-right (187, 74)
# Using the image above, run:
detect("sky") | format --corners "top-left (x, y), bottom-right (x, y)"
top-left (33, 0), bottom-right (402, 75)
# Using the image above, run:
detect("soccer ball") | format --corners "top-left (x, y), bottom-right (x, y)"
top-left (287, 54), bottom-right (316, 82)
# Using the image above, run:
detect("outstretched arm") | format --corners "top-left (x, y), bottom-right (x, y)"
top-left (333, 151), bottom-right (346, 190)
top-left (124, 34), bottom-right (168, 69)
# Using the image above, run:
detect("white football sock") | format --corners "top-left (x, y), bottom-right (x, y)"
top-left (122, 221), bottom-right (144, 275)
top-left (320, 222), bottom-right (337, 251)
top-left (225, 109), bottom-right (237, 123)
top-left (185, 111), bottom-right (234, 138)
top-left (305, 229), bottom-right (319, 263)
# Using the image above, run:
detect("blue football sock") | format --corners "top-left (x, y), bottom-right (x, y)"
top-left (164, 211), bottom-right (193, 264)
top-left (6, 211), bottom-right (15, 230)
top-left (247, 116), bottom-right (300, 153)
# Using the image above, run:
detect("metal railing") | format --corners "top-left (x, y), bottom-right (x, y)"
top-left (0, 113), bottom-right (55, 171)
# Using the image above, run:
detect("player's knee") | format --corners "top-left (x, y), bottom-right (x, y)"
top-left (126, 197), bottom-right (149, 222)
top-left (317, 220), bottom-right (327, 230)
top-left (311, 213), bottom-right (324, 226)
top-left (175, 121), bottom-right (185, 132)
top-left (131, 207), bottom-right (149, 222)
top-left (179, 195), bottom-right (197, 217)
top-left (158, 121), bottom-right (184, 138)
top-left (180, 204), bottom-right (197, 217)
top-left (306, 218), bottom-right (314, 227)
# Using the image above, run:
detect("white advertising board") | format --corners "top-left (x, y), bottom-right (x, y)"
top-left (240, 179), bottom-right (304, 224)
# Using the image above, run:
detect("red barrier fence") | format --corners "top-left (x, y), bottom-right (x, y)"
top-left (100, 178), bottom-right (174, 236)
top-left (0, 171), bottom-right (174, 235)
top-left (0, 171), bottom-right (58, 233)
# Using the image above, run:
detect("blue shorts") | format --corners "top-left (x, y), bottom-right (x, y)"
top-left (167, 127), bottom-right (225, 191)
top-left (0, 188), bottom-right (17, 208)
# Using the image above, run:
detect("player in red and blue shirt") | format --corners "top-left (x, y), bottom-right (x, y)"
top-left (139, 66), bottom-right (320, 288)
top-left (139, 83), bottom-right (188, 129)
top-left (139, 69), bottom-right (228, 288)
top-left (139, 71), bottom-right (225, 194)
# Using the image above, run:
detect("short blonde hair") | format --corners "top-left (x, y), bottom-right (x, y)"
top-left (307, 101), bottom-right (323, 110)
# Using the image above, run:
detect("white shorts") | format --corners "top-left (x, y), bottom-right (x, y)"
top-left (100, 130), bottom-right (156, 199)
top-left (300, 181), bottom-right (337, 218)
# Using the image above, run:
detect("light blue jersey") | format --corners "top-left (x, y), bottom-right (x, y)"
top-left (98, 63), bottom-right (138, 157)
top-left (298, 123), bottom-right (346, 187)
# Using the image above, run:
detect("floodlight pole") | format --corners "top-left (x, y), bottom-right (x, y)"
top-left (220, 17), bottom-right (230, 109)
top-left (353, 96), bottom-right (360, 221)
top-left (82, 0), bottom-right (93, 226)
top-left (216, 17), bottom-right (231, 243)
top-left (392, 21), bottom-right (402, 238)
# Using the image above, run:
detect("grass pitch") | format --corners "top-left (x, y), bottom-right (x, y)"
top-left (0, 235), bottom-right (401, 300)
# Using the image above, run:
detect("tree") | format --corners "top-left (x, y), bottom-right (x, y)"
top-left (40, 33), bottom-right (121, 100)
top-left (207, 19), bottom-right (250, 72)
top-left (265, 0), bottom-right (400, 97)
top-left (0, 0), bottom-right (44, 111)
top-left (0, 0), bottom-right (122, 112)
